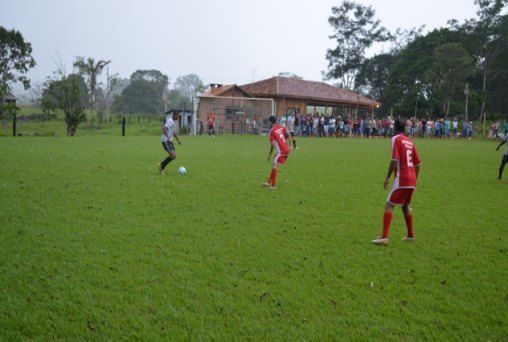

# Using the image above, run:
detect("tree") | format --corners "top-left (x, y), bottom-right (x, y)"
top-left (0, 26), bottom-right (35, 123)
top-left (95, 73), bottom-right (119, 127)
top-left (486, 14), bottom-right (508, 116)
top-left (114, 70), bottom-right (169, 114)
top-left (45, 74), bottom-right (88, 136)
top-left (73, 57), bottom-right (111, 127)
top-left (462, 0), bottom-right (508, 120)
top-left (384, 28), bottom-right (466, 116)
top-left (424, 43), bottom-right (475, 116)
top-left (170, 74), bottom-right (205, 109)
top-left (325, 0), bottom-right (390, 90)
top-left (354, 53), bottom-right (397, 114)
top-left (0, 26), bottom-right (36, 97)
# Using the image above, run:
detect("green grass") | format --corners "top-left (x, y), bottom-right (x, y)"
top-left (0, 134), bottom-right (507, 340)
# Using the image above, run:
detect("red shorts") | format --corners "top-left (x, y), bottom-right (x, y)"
top-left (274, 153), bottom-right (288, 165)
top-left (387, 188), bottom-right (414, 206)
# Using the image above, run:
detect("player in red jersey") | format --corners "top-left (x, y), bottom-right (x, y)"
top-left (207, 112), bottom-right (215, 137)
top-left (373, 118), bottom-right (421, 245)
top-left (264, 116), bottom-right (293, 190)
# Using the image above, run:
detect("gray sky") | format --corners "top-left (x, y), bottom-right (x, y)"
top-left (2, 0), bottom-right (478, 89)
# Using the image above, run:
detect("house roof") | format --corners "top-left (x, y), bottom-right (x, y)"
top-left (201, 84), bottom-right (253, 98)
top-left (239, 76), bottom-right (380, 108)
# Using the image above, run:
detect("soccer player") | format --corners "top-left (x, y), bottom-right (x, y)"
top-left (159, 112), bottom-right (181, 174)
top-left (264, 115), bottom-right (292, 190)
top-left (207, 111), bottom-right (215, 137)
top-left (372, 118), bottom-right (421, 245)
top-left (495, 133), bottom-right (508, 181)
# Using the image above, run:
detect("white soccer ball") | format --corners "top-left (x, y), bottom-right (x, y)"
top-left (178, 166), bottom-right (187, 175)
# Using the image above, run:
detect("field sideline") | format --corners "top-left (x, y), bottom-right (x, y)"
top-left (0, 135), bottom-right (506, 340)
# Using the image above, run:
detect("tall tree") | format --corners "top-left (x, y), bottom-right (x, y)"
top-left (114, 70), bottom-right (169, 114)
top-left (424, 42), bottom-right (475, 117)
top-left (460, 0), bottom-right (508, 120)
top-left (0, 26), bottom-right (35, 121)
top-left (95, 73), bottom-right (119, 127)
top-left (170, 74), bottom-right (205, 109)
top-left (385, 28), bottom-right (466, 116)
top-left (354, 53), bottom-right (397, 114)
top-left (73, 57), bottom-right (111, 127)
top-left (325, 0), bottom-right (390, 90)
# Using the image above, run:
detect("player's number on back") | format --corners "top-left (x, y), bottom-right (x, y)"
top-left (406, 149), bottom-right (414, 167)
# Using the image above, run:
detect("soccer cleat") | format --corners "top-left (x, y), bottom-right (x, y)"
top-left (262, 182), bottom-right (270, 187)
top-left (268, 186), bottom-right (277, 190)
top-left (372, 237), bottom-right (388, 245)
top-left (401, 236), bottom-right (415, 241)
top-left (159, 166), bottom-right (165, 175)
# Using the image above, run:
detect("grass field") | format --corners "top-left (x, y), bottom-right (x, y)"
top-left (0, 133), bottom-right (507, 340)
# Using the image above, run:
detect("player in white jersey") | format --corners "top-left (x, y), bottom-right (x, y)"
top-left (496, 133), bottom-right (508, 182)
top-left (159, 112), bottom-right (182, 174)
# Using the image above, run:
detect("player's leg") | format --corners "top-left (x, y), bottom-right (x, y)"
top-left (160, 142), bottom-right (175, 172)
top-left (263, 163), bottom-right (277, 188)
top-left (266, 154), bottom-right (288, 189)
top-left (401, 204), bottom-right (414, 240)
top-left (382, 202), bottom-right (395, 239)
top-left (372, 202), bottom-right (394, 245)
top-left (498, 155), bottom-right (508, 180)
top-left (374, 187), bottom-right (410, 245)
top-left (269, 164), bottom-right (278, 188)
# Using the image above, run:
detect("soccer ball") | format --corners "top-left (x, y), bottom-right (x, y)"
top-left (178, 166), bottom-right (187, 175)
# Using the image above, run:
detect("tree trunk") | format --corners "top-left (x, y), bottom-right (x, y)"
top-left (414, 96), bottom-right (418, 118)
top-left (479, 66), bottom-right (487, 122)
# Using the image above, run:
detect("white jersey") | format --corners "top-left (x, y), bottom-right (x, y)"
top-left (162, 117), bottom-right (177, 142)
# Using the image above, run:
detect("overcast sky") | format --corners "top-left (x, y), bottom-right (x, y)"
top-left (2, 0), bottom-right (479, 90)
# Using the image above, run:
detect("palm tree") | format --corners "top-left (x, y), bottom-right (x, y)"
top-left (73, 57), bottom-right (111, 127)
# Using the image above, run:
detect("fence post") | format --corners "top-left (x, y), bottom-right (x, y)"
top-left (122, 117), bottom-right (126, 136)
top-left (12, 114), bottom-right (16, 137)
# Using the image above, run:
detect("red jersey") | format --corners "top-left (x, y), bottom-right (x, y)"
top-left (269, 124), bottom-right (290, 155)
top-left (391, 134), bottom-right (420, 188)
top-left (207, 113), bottom-right (215, 126)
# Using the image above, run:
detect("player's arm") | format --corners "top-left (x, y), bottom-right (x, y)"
top-left (384, 160), bottom-right (398, 190)
top-left (496, 140), bottom-right (506, 151)
top-left (267, 144), bottom-right (274, 161)
top-left (174, 133), bottom-right (181, 145)
top-left (415, 163), bottom-right (421, 180)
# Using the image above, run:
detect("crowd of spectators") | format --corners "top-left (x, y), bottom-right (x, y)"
top-left (279, 113), bottom-right (507, 140)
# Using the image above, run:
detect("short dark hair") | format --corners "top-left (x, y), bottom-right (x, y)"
top-left (268, 116), bottom-right (277, 124)
top-left (394, 118), bottom-right (405, 133)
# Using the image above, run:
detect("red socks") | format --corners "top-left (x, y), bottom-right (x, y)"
top-left (270, 169), bottom-right (277, 187)
top-left (381, 212), bottom-right (414, 239)
top-left (404, 214), bottom-right (414, 238)
top-left (382, 212), bottom-right (392, 238)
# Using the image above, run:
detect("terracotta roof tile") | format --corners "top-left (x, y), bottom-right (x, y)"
top-left (240, 77), bottom-right (380, 108)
